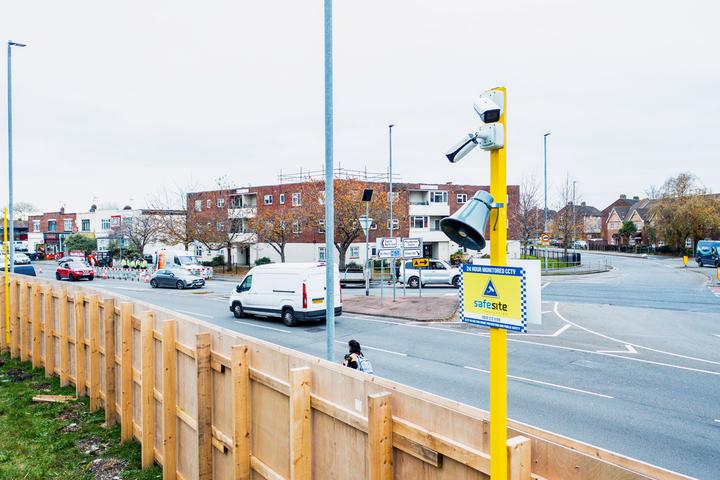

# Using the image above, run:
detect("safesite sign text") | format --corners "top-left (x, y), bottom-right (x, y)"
top-left (460, 264), bottom-right (527, 332)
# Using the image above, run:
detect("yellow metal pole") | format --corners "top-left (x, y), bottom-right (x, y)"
top-left (4, 208), bottom-right (9, 345)
top-left (489, 86), bottom-right (508, 480)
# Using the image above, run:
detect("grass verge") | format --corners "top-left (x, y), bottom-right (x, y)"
top-left (0, 354), bottom-right (162, 480)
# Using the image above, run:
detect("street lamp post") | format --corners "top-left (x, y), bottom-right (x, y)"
top-left (7, 41), bottom-right (27, 273)
top-left (360, 189), bottom-right (373, 296)
top-left (543, 133), bottom-right (550, 272)
top-left (323, 0), bottom-right (335, 362)
top-left (572, 180), bottom-right (577, 255)
top-left (388, 124), bottom-right (395, 302)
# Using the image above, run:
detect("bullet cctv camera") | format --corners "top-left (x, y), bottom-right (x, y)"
top-left (446, 133), bottom-right (479, 163)
top-left (473, 90), bottom-right (504, 123)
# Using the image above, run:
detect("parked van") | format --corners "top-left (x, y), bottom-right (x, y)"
top-left (228, 263), bottom-right (342, 326)
top-left (154, 249), bottom-right (213, 279)
top-left (695, 240), bottom-right (720, 267)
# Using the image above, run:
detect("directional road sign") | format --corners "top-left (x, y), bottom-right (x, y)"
top-left (376, 237), bottom-right (400, 249)
top-left (412, 258), bottom-right (429, 268)
top-left (378, 248), bottom-right (402, 259)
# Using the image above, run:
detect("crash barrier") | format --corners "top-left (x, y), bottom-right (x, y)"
top-left (95, 267), bottom-right (155, 282)
top-left (0, 275), bottom-right (691, 480)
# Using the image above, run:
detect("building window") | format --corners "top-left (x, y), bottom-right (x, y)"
top-left (292, 221), bottom-right (302, 234)
top-left (63, 219), bottom-right (73, 232)
top-left (32, 220), bottom-right (40, 232)
top-left (318, 220), bottom-right (325, 233)
top-left (318, 246), bottom-right (326, 262)
top-left (349, 246), bottom-right (359, 258)
top-left (292, 192), bottom-right (301, 207)
top-left (264, 195), bottom-right (273, 205)
top-left (411, 216), bottom-right (428, 229)
top-left (48, 220), bottom-right (57, 232)
top-left (195, 200), bottom-right (202, 212)
top-left (457, 193), bottom-right (467, 204)
top-left (432, 218), bottom-right (442, 231)
top-left (279, 193), bottom-right (285, 204)
top-left (194, 244), bottom-right (203, 257)
top-left (217, 198), bottom-right (225, 208)
top-left (430, 191), bottom-right (448, 204)
top-left (101, 219), bottom-right (110, 230)
top-left (217, 222), bottom-right (225, 231)
top-left (387, 218), bottom-right (400, 231)
top-left (81, 219), bottom-right (90, 232)
top-left (206, 199), bottom-right (211, 208)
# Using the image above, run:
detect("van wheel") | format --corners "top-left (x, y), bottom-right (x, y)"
top-left (232, 303), bottom-right (244, 319)
top-left (408, 276), bottom-right (420, 289)
top-left (452, 275), bottom-right (460, 288)
top-left (282, 308), bottom-right (297, 327)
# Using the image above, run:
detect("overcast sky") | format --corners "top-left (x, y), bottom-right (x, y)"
top-left (1, 0), bottom-right (718, 213)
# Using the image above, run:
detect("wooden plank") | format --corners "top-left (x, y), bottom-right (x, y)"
top-left (507, 436), bottom-right (531, 480)
top-left (196, 332), bottom-right (212, 480)
top-left (9, 280), bottom-right (18, 358)
top-left (393, 433), bottom-right (442, 468)
top-left (75, 292), bottom-right (86, 398)
top-left (289, 367), bottom-right (312, 480)
top-left (250, 456), bottom-right (285, 480)
top-left (120, 302), bottom-right (133, 442)
top-left (162, 320), bottom-right (177, 480)
top-left (0, 284), bottom-right (6, 354)
top-left (19, 281), bottom-right (28, 362)
top-left (31, 284), bottom-right (42, 369)
top-left (231, 344), bottom-right (250, 480)
top-left (141, 311), bottom-right (156, 469)
top-left (368, 392), bottom-right (393, 480)
top-left (43, 285), bottom-right (54, 378)
top-left (32, 394), bottom-right (75, 403)
top-left (58, 290), bottom-right (70, 387)
top-left (89, 295), bottom-right (101, 411)
top-left (103, 298), bottom-right (116, 426)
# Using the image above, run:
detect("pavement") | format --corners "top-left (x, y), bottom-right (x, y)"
top-left (342, 295), bottom-right (458, 321)
top-left (29, 256), bottom-right (720, 478)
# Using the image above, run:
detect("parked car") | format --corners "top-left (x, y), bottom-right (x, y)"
top-left (228, 262), bottom-right (342, 326)
top-left (14, 264), bottom-right (36, 277)
top-left (149, 268), bottom-right (205, 290)
top-left (56, 261), bottom-right (95, 281)
top-left (0, 253), bottom-right (32, 265)
top-left (571, 240), bottom-right (588, 250)
top-left (695, 240), bottom-right (720, 267)
top-left (339, 265), bottom-right (365, 287)
top-left (399, 259), bottom-right (461, 288)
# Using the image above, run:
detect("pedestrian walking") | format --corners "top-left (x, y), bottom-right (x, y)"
top-left (342, 339), bottom-right (373, 374)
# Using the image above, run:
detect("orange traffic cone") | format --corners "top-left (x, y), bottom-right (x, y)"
top-left (102, 268), bottom-right (108, 280)
top-left (144, 271), bottom-right (149, 283)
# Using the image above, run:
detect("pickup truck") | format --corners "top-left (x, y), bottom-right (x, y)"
top-left (339, 266), bottom-right (366, 287)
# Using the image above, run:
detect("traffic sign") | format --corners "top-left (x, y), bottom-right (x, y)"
top-left (540, 232), bottom-right (550, 246)
top-left (403, 248), bottom-right (422, 258)
top-left (376, 237), bottom-right (400, 249)
top-left (378, 248), bottom-right (402, 259)
top-left (412, 258), bottom-right (429, 268)
top-left (402, 238), bottom-right (422, 249)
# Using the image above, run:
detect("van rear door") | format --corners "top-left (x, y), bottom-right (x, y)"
top-left (306, 266), bottom-right (342, 311)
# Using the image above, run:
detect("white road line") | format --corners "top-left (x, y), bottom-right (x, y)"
top-left (713, 334), bottom-right (720, 339)
top-left (597, 344), bottom-right (638, 354)
top-left (541, 282), bottom-right (551, 289)
top-left (541, 310), bottom-right (553, 314)
top-left (714, 419), bottom-right (720, 424)
top-left (176, 310), bottom-right (214, 319)
top-left (464, 366), bottom-right (613, 399)
top-left (233, 321), bottom-right (290, 333)
top-left (334, 341), bottom-right (406, 357)
top-left (553, 302), bottom-right (720, 367)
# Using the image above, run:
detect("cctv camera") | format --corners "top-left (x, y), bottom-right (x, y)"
top-left (473, 96), bottom-right (501, 123)
top-left (476, 123), bottom-right (504, 151)
top-left (446, 133), bottom-right (478, 163)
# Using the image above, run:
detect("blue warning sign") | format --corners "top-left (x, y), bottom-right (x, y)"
top-left (483, 279), bottom-right (498, 297)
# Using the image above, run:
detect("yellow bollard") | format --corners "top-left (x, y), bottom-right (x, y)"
top-left (683, 255), bottom-right (688, 267)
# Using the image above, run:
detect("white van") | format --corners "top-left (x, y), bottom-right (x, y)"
top-left (228, 263), bottom-right (342, 326)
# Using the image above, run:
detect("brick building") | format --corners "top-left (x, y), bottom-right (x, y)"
top-left (188, 176), bottom-right (519, 266)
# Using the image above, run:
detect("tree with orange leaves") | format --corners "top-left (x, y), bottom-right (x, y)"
top-left (246, 207), bottom-right (305, 263)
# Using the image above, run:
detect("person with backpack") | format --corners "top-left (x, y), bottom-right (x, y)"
top-left (342, 339), bottom-right (373, 374)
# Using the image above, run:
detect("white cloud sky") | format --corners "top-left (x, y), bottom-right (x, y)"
top-left (1, 0), bottom-right (718, 213)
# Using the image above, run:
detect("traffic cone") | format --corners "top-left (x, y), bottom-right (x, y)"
top-left (102, 268), bottom-right (107, 280)
top-left (144, 271), bottom-right (149, 283)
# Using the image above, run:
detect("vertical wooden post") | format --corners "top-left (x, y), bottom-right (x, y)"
top-left (20, 281), bottom-right (28, 362)
top-left (0, 282), bottom-right (6, 353)
top-left (9, 280), bottom-right (18, 358)
top-left (103, 298), bottom-right (116, 426)
top-left (367, 392), bottom-right (393, 480)
top-left (507, 436), bottom-right (532, 480)
top-left (141, 311), bottom-right (156, 469)
top-left (59, 290), bottom-right (69, 386)
top-left (43, 286), bottom-right (54, 378)
top-left (75, 292), bottom-right (86, 398)
top-left (162, 320), bottom-right (178, 480)
top-left (89, 295), bottom-right (101, 411)
top-left (231, 344), bottom-right (250, 480)
top-left (31, 284), bottom-right (42, 369)
top-left (196, 332), bottom-right (212, 479)
top-left (120, 302), bottom-right (133, 442)
top-left (289, 367), bottom-right (312, 480)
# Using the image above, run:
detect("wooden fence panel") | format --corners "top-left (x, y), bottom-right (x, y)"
top-left (162, 319), bottom-right (178, 480)
top-left (9, 280), bottom-right (18, 358)
top-left (19, 281), bottom-right (28, 362)
top-left (59, 290), bottom-right (69, 386)
top-left (103, 298), bottom-right (116, 426)
top-left (43, 286), bottom-right (54, 377)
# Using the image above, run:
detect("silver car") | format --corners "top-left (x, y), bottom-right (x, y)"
top-left (149, 268), bottom-right (205, 290)
top-left (399, 259), bottom-right (461, 288)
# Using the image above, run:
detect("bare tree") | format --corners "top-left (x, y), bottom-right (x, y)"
top-left (120, 213), bottom-right (160, 255)
top-left (553, 174), bottom-right (581, 254)
top-left (149, 179), bottom-right (199, 250)
top-left (12, 201), bottom-right (39, 221)
top-left (513, 175), bottom-right (541, 247)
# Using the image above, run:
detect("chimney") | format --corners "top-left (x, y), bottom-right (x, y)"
top-left (581, 201), bottom-right (586, 206)
top-left (619, 194), bottom-right (626, 199)
top-left (633, 196), bottom-right (639, 201)
top-left (60, 207), bottom-right (65, 214)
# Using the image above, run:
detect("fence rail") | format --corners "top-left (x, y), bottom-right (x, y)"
top-left (0, 275), bottom-right (691, 480)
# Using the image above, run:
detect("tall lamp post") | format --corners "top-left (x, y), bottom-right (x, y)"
top-left (388, 124), bottom-right (395, 301)
top-left (323, 0), bottom-right (336, 362)
top-left (543, 132), bottom-right (550, 271)
top-left (572, 180), bottom-right (577, 254)
top-left (360, 189), bottom-right (373, 296)
top-left (7, 40), bottom-right (27, 273)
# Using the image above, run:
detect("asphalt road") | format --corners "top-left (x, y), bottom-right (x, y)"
top-left (33, 256), bottom-right (720, 478)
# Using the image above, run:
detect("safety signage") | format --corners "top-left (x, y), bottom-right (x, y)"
top-left (376, 237), bottom-right (400, 249)
top-left (412, 258), bottom-right (429, 268)
top-left (540, 232), bottom-right (550, 246)
top-left (378, 248), bottom-right (402, 259)
top-left (460, 264), bottom-right (528, 332)
top-left (402, 238), bottom-right (422, 249)
top-left (403, 249), bottom-right (422, 258)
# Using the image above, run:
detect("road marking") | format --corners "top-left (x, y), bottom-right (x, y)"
top-left (464, 366), bottom-right (613, 399)
top-left (713, 334), bottom-right (720, 339)
top-left (541, 282), bottom-right (551, 289)
top-left (334, 340), bottom-right (406, 357)
top-left (541, 310), bottom-right (552, 314)
top-left (233, 321), bottom-right (290, 333)
top-left (553, 302), bottom-right (720, 367)
top-left (597, 344), bottom-right (637, 354)
top-left (176, 309), bottom-right (214, 319)
top-left (715, 419), bottom-right (720, 424)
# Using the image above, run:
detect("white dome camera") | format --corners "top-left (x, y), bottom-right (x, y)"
top-left (473, 90), bottom-right (504, 123)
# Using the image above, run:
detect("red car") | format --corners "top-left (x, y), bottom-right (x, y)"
top-left (56, 261), bottom-right (95, 281)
